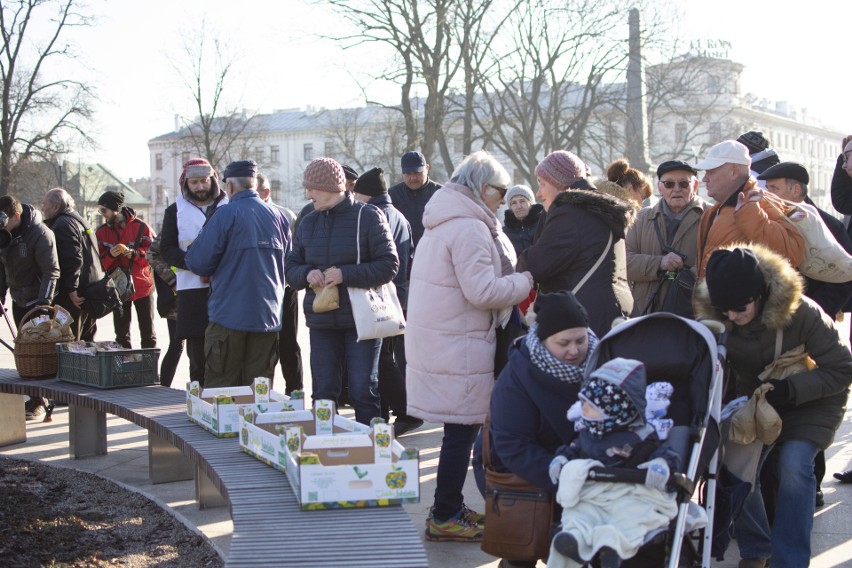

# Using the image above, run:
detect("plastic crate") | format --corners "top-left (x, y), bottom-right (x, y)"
top-left (56, 343), bottom-right (160, 388)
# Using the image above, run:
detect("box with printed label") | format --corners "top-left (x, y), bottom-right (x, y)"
top-left (240, 404), bottom-right (419, 509)
top-left (186, 378), bottom-right (304, 437)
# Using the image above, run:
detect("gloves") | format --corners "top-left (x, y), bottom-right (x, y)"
top-left (638, 458), bottom-right (670, 491)
top-left (764, 379), bottom-right (792, 413)
top-left (549, 455), bottom-right (569, 486)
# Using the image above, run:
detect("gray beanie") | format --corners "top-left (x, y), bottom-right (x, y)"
top-left (505, 184), bottom-right (535, 204)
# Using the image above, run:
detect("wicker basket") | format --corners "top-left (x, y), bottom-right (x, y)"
top-left (14, 306), bottom-right (75, 379)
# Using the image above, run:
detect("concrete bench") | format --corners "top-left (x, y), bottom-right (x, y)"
top-left (0, 370), bottom-right (428, 567)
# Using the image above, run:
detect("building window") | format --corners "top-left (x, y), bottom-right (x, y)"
top-left (155, 153), bottom-right (162, 170)
top-left (271, 179), bottom-right (282, 202)
top-left (270, 145), bottom-right (279, 163)
top-left (155, 184), bottom-right (163, 205)
top-left (255, 146), bottom-right (265, 163)
top-left (675, 123), bottom-right (687, 144)
top-left (181, 151), bottom-right (190, 164)
top-left (324, 141), bottom-right (334, 157)
top-left (304, 143), bottom-right (314, 162)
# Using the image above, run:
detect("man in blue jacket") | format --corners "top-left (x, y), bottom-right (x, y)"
top-left (185, 160), bottom-right (290, 388)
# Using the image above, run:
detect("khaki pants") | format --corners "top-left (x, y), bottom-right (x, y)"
top-left (203, 321), bottom-right (279, 388)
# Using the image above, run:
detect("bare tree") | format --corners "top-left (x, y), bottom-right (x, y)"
top-left (0, 0), bottom-right (95, 197)
top-left (170, 21), bottom-right (257, 171)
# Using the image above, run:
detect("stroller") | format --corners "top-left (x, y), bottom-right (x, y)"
top-left (563, 312), bottom-right (726, 568)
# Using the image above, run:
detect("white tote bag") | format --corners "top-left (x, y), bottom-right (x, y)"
top-left (347, 206), bottom-right (406, 341)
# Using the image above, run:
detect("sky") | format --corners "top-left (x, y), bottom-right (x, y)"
top-left (18, 0), bottom-right (852, 181)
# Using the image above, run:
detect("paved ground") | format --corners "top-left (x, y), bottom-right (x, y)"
top-left (1, 304), bottom-right (851, 567)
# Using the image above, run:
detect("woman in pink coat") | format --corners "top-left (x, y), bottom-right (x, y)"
top-left (406, 150), bottom-right (533, 542)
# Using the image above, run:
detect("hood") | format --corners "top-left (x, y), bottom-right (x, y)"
top-left (591, 178), bottom-right (641, 214)
top-left (503, 203), bottom-right (544, 230)
top-left (694, 242), bottom-right (804, 331)
top-left (551, 188), bottom-right (635, 238)
top-left (422, 182), bottom-right (499, 238)
top-left (11, 203), bottom-right (40, 237)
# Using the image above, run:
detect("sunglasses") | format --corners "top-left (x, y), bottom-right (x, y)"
top-left (713, 305), bottom-right (748, 313)
top-left (660, 180), bottom-right (692, 189)
top-left (489, 184), bottom-right (508, 197)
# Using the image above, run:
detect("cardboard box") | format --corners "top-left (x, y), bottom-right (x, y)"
top-left (239, 404), bottom-right (419, 510)
top-left (186, 378), bottom-right (305, 437)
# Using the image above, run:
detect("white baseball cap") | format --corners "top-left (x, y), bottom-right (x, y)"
top-left (695, 140), bottom-right (752, 170)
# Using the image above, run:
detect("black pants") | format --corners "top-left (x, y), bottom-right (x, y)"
top-left (378, 335), bottom-right (407, 420)
top-left (186, 336), bottom-right (206, 386)
top-left (54, 293), bottom-right (96, 341)
top-left (278, 286), bottom-right (303, 394)
top-left (160, 318), bottom-right (183, 387)
top-left (113, 293), bottom-right (157, 348)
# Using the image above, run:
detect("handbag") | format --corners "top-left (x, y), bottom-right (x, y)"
top-left (760, 192), bottom-right (852, 283)
top-left (108, 220), bottom-right (147, 303)
top-left (346, 206), bottom-right (406, 341)
top-left (641, 219), bottom-right (696, 318)
top-left (481, 418), bottom-right (554, 562)
top-left (83, 273), bottom-right (122, 319)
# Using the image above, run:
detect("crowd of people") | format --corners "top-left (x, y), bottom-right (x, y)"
top-left (2, 131), bottom-right (852, 567)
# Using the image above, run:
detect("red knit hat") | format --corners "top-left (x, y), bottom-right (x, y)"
top-left (535, 151), bottom-right (586, 190)
top-left (179, 158), bottom-right (217, 189)
top-left (303, 158), bottom-right (346, 192)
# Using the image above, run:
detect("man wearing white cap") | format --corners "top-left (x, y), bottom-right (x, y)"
top-left (694, 140), bottom-right (804, 277)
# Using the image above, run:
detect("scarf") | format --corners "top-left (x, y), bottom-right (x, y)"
top-left (526, 322), bottom-right (598, 384)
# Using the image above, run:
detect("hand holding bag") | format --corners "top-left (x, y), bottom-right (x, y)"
top-left (481, 418), bottom-right (554, 562)
top-left (346, 206), bottom-right (406, 341)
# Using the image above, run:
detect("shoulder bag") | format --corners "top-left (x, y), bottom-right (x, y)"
top-left (346, 206), bottom-right (406, 341)
top-left (481, 418), bottom-right (555, 562)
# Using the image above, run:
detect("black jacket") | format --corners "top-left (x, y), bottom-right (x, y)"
top-left (45, 209), bottom-right (103, 296)
top-left (368, 193), bottom-right (411, 306)
top-left (503, 203), bottom-right (544, 256)
top-left (285, 194), bottom-right (398, 330)
top-left (388, 178), bottom-right (441, 249)
top-left (0, 204), bottom-right (59, 307)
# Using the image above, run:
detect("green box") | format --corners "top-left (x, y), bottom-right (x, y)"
top-left (56, 343), bottom-right (160, 389)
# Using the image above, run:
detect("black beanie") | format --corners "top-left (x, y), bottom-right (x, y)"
top-left (98, 191), bottom-right (125, 212)
top-left (354, 167), bottom-right (387, 197)
top-left (737, 131), bottom-right (770, 155)
top-left (705, 248), bottom-right (766, 310)
top-left (341, 164), bottom-right (360, 181)
top-left (534, 291), bottom-right (589, 340)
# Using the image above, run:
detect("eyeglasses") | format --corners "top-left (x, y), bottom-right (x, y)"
top-left (97, 206), bottom-right (108, 214)
top-left (489, 184), bottom-right (508, 197)
top-left (660, 180), bottom-right (692, 190)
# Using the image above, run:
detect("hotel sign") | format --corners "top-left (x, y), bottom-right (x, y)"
top-left (689, 39), bottom-right (732, 60)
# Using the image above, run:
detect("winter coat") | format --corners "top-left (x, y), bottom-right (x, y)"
top-left (800, 197), bottom-right (852, 317)
top-left (185, 190), bottom-right (290, 333)
top-left (96, 207), bottom-right (155, 301)
top-left (503, 203), bottom-right (544, 256)
top-left (388, 178), bottom-right (441, 250)
top-left (285, 193), bottom-right (398, 330)
top-left (489, 338), bottom-right (586, 492)
top-left (626, 196), bottom-right (708, 315)
top-left (159, 187), bottom-right (228, 338)
top-left (517, 190), bottom-right (635, 337)
top-left (0, 204), bottom-right (59, 308)
top-left (830, 155), bottom-right (852, 311)
top-left (694, 243), bottom-right (852, 451)
top-left (45, 209), bottom-right (103, 298)
top-left (695, 179), bottom-right (804, 277)
top-left (367, 193), bottom-right (412, 306)
top-left (405, 182), bottom-right (533, 425)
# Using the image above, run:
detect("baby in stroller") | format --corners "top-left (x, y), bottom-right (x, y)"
top-left (547, 357), bottom-right (680, 568)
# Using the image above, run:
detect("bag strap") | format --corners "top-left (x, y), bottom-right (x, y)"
top-left (354, 205), bottom-right (363, 265)
top-left (572, 231), bottom-right (612, 295)
top-left (482, 416), bottom-right (494, 468)
top-left (653, 218), bottom-right (691, 270)
top-left (127, 219), bottom-right (147, 269)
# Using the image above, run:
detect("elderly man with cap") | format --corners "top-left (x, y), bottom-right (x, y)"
top-left (159, 158), bottom-right (229, 386)
top-left (351, 167), bottom-right (421, 434)
top-left (286, 158), bottom-right (398, 425)
top-left (695, 244), bottom-right (852, 568)
top-left (626, 160), bottom-right (708, 316)
top-left (184, 160), bottom-right (290, 388)
top-left (694, 140), bottom-right (804, 277)
top-left (388, 151), bottom-right (442, 255)
top-left (95, 190), bottom-right (157, 348)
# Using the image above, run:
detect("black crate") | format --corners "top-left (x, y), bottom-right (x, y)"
top-left (56, 343), bottom-right (160, 388)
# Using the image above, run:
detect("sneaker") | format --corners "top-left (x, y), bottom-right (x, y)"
top-left (393, 415), bottom-right (424, 437)
top-left (425, 511), bottom-right (483, 542)
top-left (461, 503), bottom-right (485, 526)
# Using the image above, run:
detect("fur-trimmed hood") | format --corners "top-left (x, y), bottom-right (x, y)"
top-left (694, 242), bottom-right (804, 331)
top-left (503, 202), bottom-right (544, 230)
top-left (551, 188), bottom-right (635, 239)
top-left (591, 178), bottom-right (642, 214)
